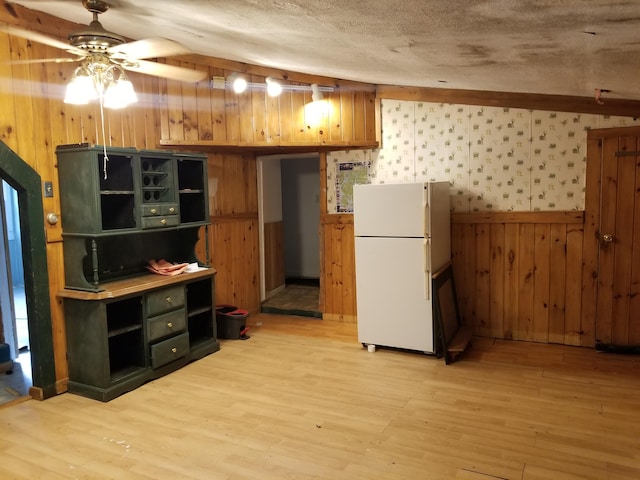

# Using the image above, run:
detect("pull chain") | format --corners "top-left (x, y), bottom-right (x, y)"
top-left (99, 92), bottom-right (109, 180)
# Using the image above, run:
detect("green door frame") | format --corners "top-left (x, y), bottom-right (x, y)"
top-left (0, 141), bottom-right (57, 399)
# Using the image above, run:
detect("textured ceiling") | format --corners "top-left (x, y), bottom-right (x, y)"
top-left (10, 0), bottom-right (640, 101)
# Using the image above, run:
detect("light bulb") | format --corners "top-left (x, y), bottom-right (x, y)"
top-left (266, 77), bottom-right (282, 97)
top-left (232, 76), bottom-right (248, 94)
top-left (64, 72), bottom-right (97, 105)
top-left (104, 76), bottom-right (138, 109)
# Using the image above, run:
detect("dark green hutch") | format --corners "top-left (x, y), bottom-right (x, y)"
top-left (56, 144), bottom-right (219, 401)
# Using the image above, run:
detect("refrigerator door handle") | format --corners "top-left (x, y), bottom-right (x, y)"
top-left (424, 238), bottom-right (431, 300)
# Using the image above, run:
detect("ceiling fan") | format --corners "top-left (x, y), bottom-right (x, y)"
top-left (1, 0), bottom-right (205, 83)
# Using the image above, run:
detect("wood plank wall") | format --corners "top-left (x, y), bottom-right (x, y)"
top-left (451, 211), bottom-right (591, 347)
top-left (157, 60), bottom-right (378, 148)
top-left (320, 215), bottom-right (357, 323)
top-left (208, 153), bottom-right (261, 311)
top-left (319, 211), bottom-right (594, 346)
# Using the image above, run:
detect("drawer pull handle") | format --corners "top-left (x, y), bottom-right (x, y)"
top-left (171, 347), bottom-right (177, 353)
top-left (160, 218), bottom-right (167, 225)
top-left (167, 322), bottom-right (173, 328)
top-left (166, 297), bottom-right (172, 304)
top-left (150, 208), bottom-right (157, 214)
top-left (168, 207), bottom-right (175, 213)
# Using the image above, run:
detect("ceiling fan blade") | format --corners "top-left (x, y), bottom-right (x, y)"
top-left (5, 57), bottom-right (80, 65)
top-left (108, 37), bottom-right (190, 60)
top-left (124, 59), bottom-right (206, 83)
top-left (0, 25), bottom-right (83, 55)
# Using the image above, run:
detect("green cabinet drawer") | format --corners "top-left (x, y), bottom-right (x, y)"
top-left (150, 332), bottom-right (189, 369)
top-left (141, 215), bottom-right (179, 229)
top-left (147, 309), bottom-right (186, 342)
top-left (141, 204), bottom-right (161, 216)
top-left (141, 203), bottom-right (178, 217)
top-left (146, 285), bottom-right (185, 317)
top-left (161, 204), bottom-right (178, 216)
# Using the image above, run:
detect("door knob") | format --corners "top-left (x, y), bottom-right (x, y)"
top-left (601, 233), bottom-right (614, 245)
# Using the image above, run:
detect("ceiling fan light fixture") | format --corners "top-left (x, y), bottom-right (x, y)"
top-left (103, 73), bottom-right (138, 109)
top-left (64, 67), bottom-right (98, 105)
top-left (5, 0), bottom-right (206, 108)
top-left (64, 59), bottom-right (138, 109)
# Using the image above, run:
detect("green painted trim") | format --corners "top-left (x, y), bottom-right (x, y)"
top-left (0, 142), bottom-right (57, 398)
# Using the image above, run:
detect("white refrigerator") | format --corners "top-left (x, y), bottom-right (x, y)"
top-left (353, 182), bottom-right (450, 353)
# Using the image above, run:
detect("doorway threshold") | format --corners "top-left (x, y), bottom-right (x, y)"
top-left (261, 283), bottom-right (321, 318)
top-left (261, 305), bottom-right (322, 318)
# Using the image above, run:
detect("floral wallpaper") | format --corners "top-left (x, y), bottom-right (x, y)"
top-left (327, 100), bottom-right (640, 213)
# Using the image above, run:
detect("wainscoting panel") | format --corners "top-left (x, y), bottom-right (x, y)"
top-left (451, 211), bottom-right (590, 346)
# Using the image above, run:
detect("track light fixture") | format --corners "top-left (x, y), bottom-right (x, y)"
top-left (265, 77), bottom-right (283, 97)
top-left (228, 73), bottom-right (248, 94)
top-left (311, 83), bottom-right (323, 102)
top-left (209, 76), bottom-right (334, 99)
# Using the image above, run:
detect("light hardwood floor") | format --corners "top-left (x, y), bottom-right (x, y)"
top-left (0, 313), bottom-right (639, 479)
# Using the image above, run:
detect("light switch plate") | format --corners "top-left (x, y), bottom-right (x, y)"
top-left (43, 181), bottom-right (54, 198)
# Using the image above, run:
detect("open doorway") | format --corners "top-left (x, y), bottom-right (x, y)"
top-left (0, 140), bottom-right (57, 402)
top-left (0, 182), bottom-right (32, 404)
top-left (3, 181), bottom-right (29, 351)
top-left (257, 154), bottom-right (321, 318)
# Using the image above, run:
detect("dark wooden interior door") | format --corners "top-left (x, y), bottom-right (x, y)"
top-left (595, 133), bottom-right (640, 347)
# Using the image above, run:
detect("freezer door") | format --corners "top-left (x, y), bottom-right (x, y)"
top-left (355, 236), bottom-right (434, 352)
top-left (354, 183), bottom-right (428, 237)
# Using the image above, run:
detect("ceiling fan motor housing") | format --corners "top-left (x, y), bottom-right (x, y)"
top-left (68, 26), bottom-right (126, 51)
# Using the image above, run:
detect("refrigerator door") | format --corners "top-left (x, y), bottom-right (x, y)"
top-left (355, 236), bottom-right (434, 352)
top-left (354, 183), bottom-right (428, 238)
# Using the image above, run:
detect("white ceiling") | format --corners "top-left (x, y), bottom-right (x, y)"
top-left (10, 0), bottom-right (640, 101)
